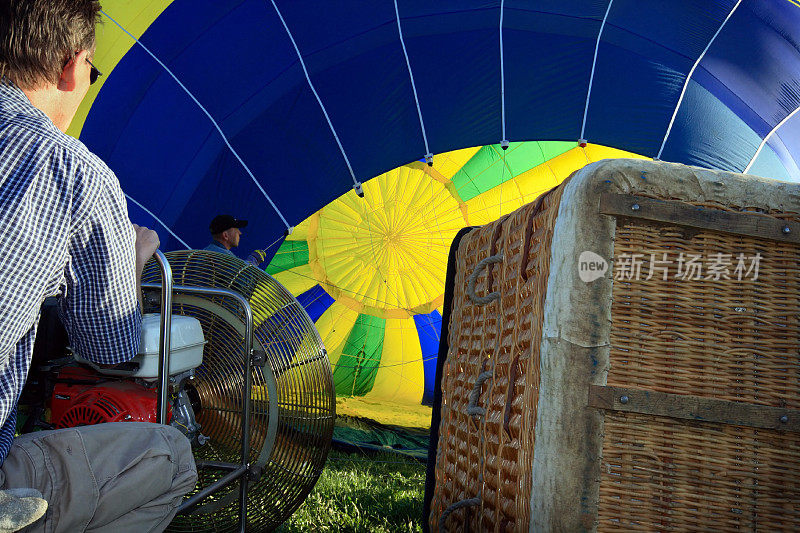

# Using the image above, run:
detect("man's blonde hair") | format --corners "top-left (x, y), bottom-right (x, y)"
top-left (0, 0), bottom-right (101, 89)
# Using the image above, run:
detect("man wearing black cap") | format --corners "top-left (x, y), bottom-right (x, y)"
top-left (205, 215), bottom-right (267, 267)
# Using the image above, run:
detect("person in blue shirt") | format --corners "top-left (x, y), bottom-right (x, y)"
top-left (204, 215), bottom-right (268, 267)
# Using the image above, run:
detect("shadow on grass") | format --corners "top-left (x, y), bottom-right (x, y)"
top-left (276, 449), bottom-right (426, 533)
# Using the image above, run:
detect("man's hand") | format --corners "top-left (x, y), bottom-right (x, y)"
top-left (133, 224), bottom-right (159, 309)
top-left (247, 250), bottom-right (267, 266)
top-left (133, 224), bottom-right (160, 269)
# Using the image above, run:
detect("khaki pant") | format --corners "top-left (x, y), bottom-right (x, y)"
top-left (0, 423), bottom-right (197, 533)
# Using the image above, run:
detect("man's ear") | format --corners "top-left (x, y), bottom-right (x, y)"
top-left (57, 50), bottom-right (87, 92)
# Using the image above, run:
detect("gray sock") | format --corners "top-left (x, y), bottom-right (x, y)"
top-left (0, 488), bottom-right (47, 532)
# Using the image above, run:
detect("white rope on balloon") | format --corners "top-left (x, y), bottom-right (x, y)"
top-left (579, 0), bottom-right (614, 145)
top-left (656, 0), bottom-right (743, 161)
top-left (101, 10), bottom-right (293, 232)
top-left (269, 0), bottom-right (362, 194)
top-left (744, 103), bottom-right (800, 175)
top-left (394, 0), bottom-right (434, 165)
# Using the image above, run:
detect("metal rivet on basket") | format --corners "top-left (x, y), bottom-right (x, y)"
top-left (631, 204), bottom-right (640, 211)
top-left (619, 395), bottom-right (629, 404)
top-left (780, 415), bottom-right (789, 424)
top-left (782, 226), bottom-right (791, 234)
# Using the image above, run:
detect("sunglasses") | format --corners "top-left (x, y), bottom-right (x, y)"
top-left (85, 58), bottom-right (102, 85)
top-left (66, 53), bottom-right (102, 85)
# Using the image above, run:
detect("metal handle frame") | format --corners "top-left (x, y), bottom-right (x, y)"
top-left (144, 251), bottom-right (256, 532)
top-left (151, 250), bottom-right (173, 425)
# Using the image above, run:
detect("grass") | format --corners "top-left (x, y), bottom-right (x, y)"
top-left (276, 449), bottom-right (426, 533)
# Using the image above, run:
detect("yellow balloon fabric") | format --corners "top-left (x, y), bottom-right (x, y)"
top-left (68, 1), bottom-right (175, 138)
top-left (367, 318), bottom-right (425, 405)
top-left (309, 163), bottom-right (466, 320)
top-left (267, 142), bottom-right (646, 412)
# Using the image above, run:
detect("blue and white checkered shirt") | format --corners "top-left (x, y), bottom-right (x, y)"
top-left (0, 82), bottom-right (141, 464)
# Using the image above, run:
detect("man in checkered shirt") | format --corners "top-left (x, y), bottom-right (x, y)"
top-left (0, 1), bottom-right (197, 531)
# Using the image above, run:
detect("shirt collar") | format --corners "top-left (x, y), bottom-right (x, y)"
top-left (0, 80), bottom-right (49, 121)
top-left (207, 241), bottom-right (230, 253)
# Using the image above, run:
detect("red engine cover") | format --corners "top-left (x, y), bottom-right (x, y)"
top-left (51, 366), bottom-right (168, 428)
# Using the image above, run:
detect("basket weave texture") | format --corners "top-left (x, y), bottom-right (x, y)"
top-left (430, 174), bottom-right (800, 531)
top-left (602, 199), bottom-right (800, 531)
top-left (430, 186), bottom-right (566, 531)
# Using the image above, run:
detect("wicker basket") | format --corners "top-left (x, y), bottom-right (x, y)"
top-left (425, 159), bottom-right (800, 532)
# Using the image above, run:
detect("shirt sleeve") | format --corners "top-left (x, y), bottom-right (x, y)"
top-left (57, 164), bottom-right (141, 365)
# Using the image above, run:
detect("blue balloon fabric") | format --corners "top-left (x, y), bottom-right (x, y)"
top-left (81, 0), bottom-right (800, 256)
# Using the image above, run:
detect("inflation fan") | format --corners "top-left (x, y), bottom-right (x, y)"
top-left (140, 250), bottom-right (337, 531)
top-left (21, 250), bottom-right (336, 532)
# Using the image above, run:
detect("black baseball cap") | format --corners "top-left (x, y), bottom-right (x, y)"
top-left (209, 215), bottom-right (248, 234)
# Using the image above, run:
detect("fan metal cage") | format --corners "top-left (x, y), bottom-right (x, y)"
top-left (142, 250), bottom-right (336, 532)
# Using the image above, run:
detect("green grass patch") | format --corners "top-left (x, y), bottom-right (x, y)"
top-left (276, 449), bottom-right (426, 533)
